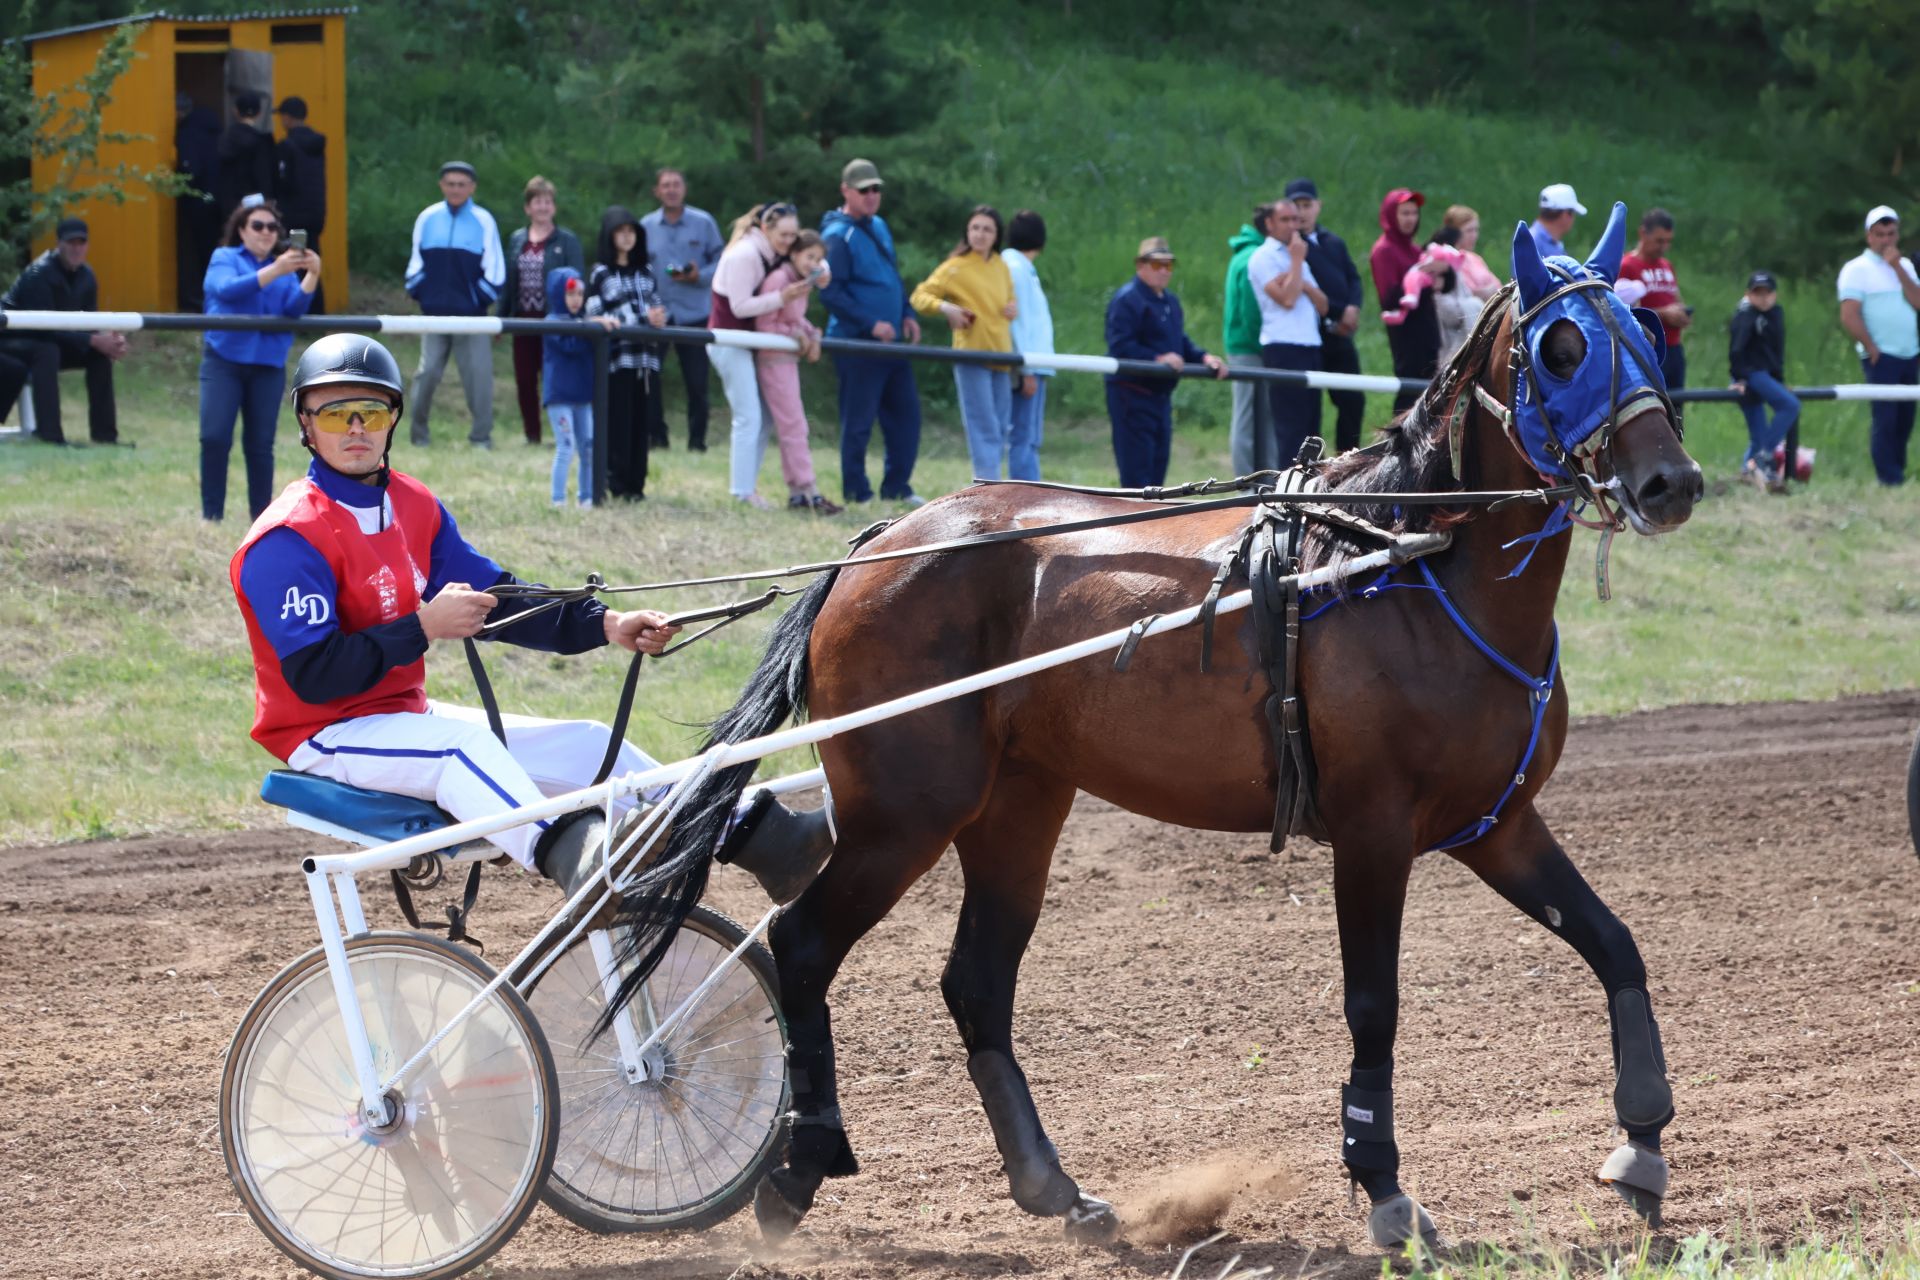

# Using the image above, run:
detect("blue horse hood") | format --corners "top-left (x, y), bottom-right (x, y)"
top-left (1507, 201), bottom-right (1671, 476)
top-left (545, 266), bottom-right (584, 316)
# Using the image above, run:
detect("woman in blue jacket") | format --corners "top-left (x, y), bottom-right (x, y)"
top-left (199, 197), bottom-right (319, 521)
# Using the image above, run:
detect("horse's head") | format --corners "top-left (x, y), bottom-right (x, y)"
top-left (1503, 202), bottom-right (1702, 533)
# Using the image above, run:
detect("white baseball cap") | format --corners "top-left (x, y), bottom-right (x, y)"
top-left (1865, 204), bottom-right (1899, 229)
top-left (1539, 183), bottom-right (1587, 215)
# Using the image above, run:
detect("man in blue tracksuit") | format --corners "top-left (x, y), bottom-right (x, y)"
top-left (405, 161), bottom-right (504, 447)
top-left (1104, 236), bottom-right (1225, 487)
top-left (820, 158), bottom-right (924, 506)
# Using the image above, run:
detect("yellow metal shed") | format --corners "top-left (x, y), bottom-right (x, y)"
top-left (23, 8), bottom-right (352, 311)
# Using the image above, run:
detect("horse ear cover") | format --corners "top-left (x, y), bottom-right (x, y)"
top-left (1583, 202), bottom-right (1630, 284)
top-left (1511, 221), bottom-right (1553, 313)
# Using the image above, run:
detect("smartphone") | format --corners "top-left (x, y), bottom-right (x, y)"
top-left (807, 264), bottom-right (827, 283)
top-left (288, 229), bottom-right (308, 253)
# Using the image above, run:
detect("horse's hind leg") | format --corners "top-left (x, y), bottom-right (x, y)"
top-left (1453, 804), bottom-right (1674, 1226)
top-left (944, 768), bottom-right (1119, 1243)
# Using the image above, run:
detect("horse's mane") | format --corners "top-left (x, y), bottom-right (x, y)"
top-left (1304, 280), bottom-right (1518, 580)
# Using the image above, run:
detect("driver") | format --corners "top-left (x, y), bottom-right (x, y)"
top-left (230, 334), bottom-right (831, 901)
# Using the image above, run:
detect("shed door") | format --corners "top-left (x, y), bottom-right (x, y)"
top-left (224, 49), bottom-right (273, 129)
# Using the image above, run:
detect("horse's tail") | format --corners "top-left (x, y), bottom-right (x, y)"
top-left (597, 567), bottom-right (838, 1031)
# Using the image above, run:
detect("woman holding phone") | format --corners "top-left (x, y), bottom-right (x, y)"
top-left (911, 204), bottom-right (1018, 480)
top-left (710, 202), bottom-right (804, 508)
top-left (198, 195), bottom-right (319, 522)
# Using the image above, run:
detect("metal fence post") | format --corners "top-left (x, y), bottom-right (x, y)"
top-left (592, 329), bottom-right (610, 505)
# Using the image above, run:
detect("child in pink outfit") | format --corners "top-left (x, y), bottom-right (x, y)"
top-left (753, 229), bottom-right (842, 514)
top-left (1382, 240), bottom-right (1466, 326)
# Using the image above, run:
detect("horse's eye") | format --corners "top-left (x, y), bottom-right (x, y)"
top-left (1541, 319), bottom-right (1586, 381)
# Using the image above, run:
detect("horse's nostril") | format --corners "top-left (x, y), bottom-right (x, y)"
top-left (1638, 474), bottom-right (1670, 506)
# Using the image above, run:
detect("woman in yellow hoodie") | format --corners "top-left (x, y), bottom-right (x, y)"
top-left (912, 205), bottom-right (1019, 480)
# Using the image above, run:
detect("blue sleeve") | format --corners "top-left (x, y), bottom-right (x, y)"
top-left (424, 503), bottom-right (605, 653)
top-left (819, 233), bottom-right (867, 335)
top-left (1176, 298), bottom-right (1208, 363)
top-left (425, 503), bottom-right (506, 597)
top-left (1106, 288), bottom-right (1158, 361)
top-left (205, 250), bottom-right (262, 306)
top-left (240, 528), bottom-right (428, 703)
top-left (281, 275), bottom-right (315, 319)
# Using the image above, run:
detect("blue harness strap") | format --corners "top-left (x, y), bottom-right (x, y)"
top-left (1298, 557), bottom-right (1558, 853)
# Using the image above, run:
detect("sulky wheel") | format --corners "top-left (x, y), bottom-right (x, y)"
top-left (221, 932), bottom-right (559, 1280)
top-left (1908, 722), bottom-right (1920, 861)
top-left (528, 904), bottom-right (790, 1233)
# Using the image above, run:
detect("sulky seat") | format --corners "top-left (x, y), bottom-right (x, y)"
top-left (260, 770), bottom-right (455, 847)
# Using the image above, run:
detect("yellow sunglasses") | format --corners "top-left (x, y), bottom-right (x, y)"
top-left (305, 397), bottom-right (398, 434)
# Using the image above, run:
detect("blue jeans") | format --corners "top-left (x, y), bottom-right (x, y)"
top-left (1738, 371), bottom-right (1799, 470)
top-left (1008, 375), bottom-right (1047, 481)
top-left (953, 363), bottom-right (1014, 481)
top-left (1864, 352), bottom-right (1918, 485)
top-left (199, 351), bottom-right (284, 521)
top-left (834, 353), bottom-right (921, 502)
top-left (549, 402), bottom-right (593, 504)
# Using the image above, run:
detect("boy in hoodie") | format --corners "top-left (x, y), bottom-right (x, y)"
top-left (1224, 204), bottom-right (1278, 475)
top-left (543, 268), bottom-right (616, 507)
top-left (820, 158), bottom-right (924, 506)
top-left (1728, 270), bottom-right (1797, 492)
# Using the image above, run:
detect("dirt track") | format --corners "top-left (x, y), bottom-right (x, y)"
top-left (4, 692), bottom-right (1919, 1280)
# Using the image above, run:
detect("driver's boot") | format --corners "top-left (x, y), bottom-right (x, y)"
top-left (715, 789), bottom-right (834, 904)
top-left (532, 808), bottom-right (612, 899)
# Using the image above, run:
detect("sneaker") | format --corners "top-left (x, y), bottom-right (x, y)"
top-left (787, 494), bottom-right (811, 511)
top-left (1739, 459), bottom-right (1767, 491)
top-left (808, 493), bottom-right (845, 516)
top-left (738, 493), bottom-right (773, 511)
top-left (899, 493), bottom-right (926, 509)
top-left (579, 498), bottom-right (595, 509)
top-left (552, 499), bottom-right (565, 509)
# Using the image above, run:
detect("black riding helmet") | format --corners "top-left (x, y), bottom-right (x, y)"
top-left (288, 334), bottom-right (407, 474)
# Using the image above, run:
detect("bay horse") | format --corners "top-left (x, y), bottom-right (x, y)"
top-left (612, 203), bottom-right (1703, 1248)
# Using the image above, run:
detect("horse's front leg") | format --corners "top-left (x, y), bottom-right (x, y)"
top-left (1453, 804), bottom-right (1674, 1226)
top-left (1331, 837), bottom-right (1438, 1248)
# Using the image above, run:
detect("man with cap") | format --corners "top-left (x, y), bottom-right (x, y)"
top-left (230, 333), bottom-right (837, 903)
top-left (1837, 205), bottom-right (1920, 485)
top-left (274, 96), bottom-right (329, 313)
top-left (1288, 178), bottom-right (1367, 452)
top-left (405, 161), bottom-right (505, 447)
top-left (820, 157), bottom-right (925, 505)
top-left (1103, 237), bottom-right (1226, 488)
top-left (0, 217), bottom-right (125, 445)
top-left (214, 91), bottom-right (277, 219)
top-left (1530, 183), bottom-right (1586, 260)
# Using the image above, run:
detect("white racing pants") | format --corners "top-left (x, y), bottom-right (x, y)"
top-left (286, 701), bottom-right (664, 870)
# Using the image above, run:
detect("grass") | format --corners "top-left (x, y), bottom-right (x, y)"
top-left (0, 313), bottom-right (1914, 845)
top-left (1381, 1222), bottom-right (1920, 1280)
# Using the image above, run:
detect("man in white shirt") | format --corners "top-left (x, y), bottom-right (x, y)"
top-left (1245, 200), bottom-right (1329, 468)
top-left (1837, 204), bottom-right (1920, 485)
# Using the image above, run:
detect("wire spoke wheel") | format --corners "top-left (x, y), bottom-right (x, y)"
top-left (529, 904), bottom-right (789, 1233)
top-left (1907, 722), bottom-right (1920, 860)
top-left (221, 932), bottom-right (559, 1280)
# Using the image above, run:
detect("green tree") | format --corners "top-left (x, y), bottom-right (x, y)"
top-left (0, 11), bottom-right (190, 277)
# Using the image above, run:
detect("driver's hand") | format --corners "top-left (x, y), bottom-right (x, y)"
top-left (605, 609), bottom-right (680, 655)
top-left (419, 583), bottom-right (498, 640)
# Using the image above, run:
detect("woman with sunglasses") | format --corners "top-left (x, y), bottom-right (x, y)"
top-left (199, 196), bottom-right (320, 521)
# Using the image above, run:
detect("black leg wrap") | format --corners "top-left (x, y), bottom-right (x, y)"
top-left (1341, 1063), bottom-right (1403, 1202)
top-left (968, 1049), bottom-right (1081, 1217)
top-left (785, 1004), bottom-right (859, 1179)
top-left (1608, 989), bottom-right (1674, 1134)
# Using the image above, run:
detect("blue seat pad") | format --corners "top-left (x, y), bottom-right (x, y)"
top-left (261, 770), bottom-right (455, 842)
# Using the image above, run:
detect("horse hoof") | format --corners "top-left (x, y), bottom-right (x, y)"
top-left (1063, 1193), bottom-right (1121, 1244)
top-left (1366, 1192), bottom-right (1440, 1249)
top-left (753, 1169), bottom-right (813, 1246)
top-left (1599, 1141), bottom-right (1668, 1228)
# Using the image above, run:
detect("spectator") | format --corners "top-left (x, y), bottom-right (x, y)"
top-left (1728, 270), bottom-right (1796, 493)
top-left (1383, 232), bottom-right (1461, 326)
top-left (1248, 200), bottom-right (1329, 468)
top-left (1618, 208), bottom-right (1690, 389)
top-left (1440, 205), bottom-right (1502, 299)
top-left (1289, 179), bottom-right (1367, 452)
top-left (405, 161), bottom-right (505, 448)
top-left (911, 204), bottom-right (1020, 481)
top-left (586, 206), bottom-right (668, 501)
top-left (1002, 209), bottom-right (1054, 481)
top-left (543, 268), bottom-right (611, 508)
top-left (214, 92), bottom-right (276, 218)
top-left (1837, 204), bottom-right (1920, 485)
top-left (501, 176), bottom-right (586, 445)
top-left (1224, 203), bottom-right (1277, 476)
top-left (1104, 236), bottom-right (1225, 488)
top-left (642, 168), bottom-right (724, 452)
top-left (712, 203), bottom-right (802, 508)
top-left (273, 97), bottom-right (328, 313)
top-left (1370, 188), bottom-right (1439, 413)
top-left (199, 197), bottom-right (319, 522)
top-left (1423, 230), bottom-right (1482, 364)
top-left (754, 229), bottom-right (842, 514)
top-left (174, 93), bottom-right (223, 311)
top-left (820, 158), bottom-right (924, 506)
top-left (0, 217), bottom-right (124, 445)
top-left (1530, 184), bottom-right (1585, 259)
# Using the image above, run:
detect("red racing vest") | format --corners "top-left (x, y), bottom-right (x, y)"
top-left (230, 471), bottom-right (443, 761)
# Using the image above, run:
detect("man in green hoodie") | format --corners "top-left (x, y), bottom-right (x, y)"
top-left (1224, 203), bottom-right (1275, 476)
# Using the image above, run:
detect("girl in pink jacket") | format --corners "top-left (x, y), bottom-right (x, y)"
top-left (753, 230), bottom-right (842, 514)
